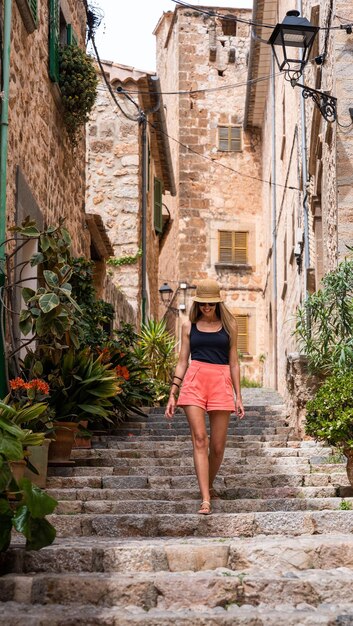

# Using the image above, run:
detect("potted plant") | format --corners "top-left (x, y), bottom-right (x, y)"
top-left (47, 348), bottom-right (120, 462)
top-left (0, 415), bottom-right (57, 552)
top-left (59, 45), bottom-right (98, 144)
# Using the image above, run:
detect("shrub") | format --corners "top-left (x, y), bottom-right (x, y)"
top-left (305, 371), bottom-right (353, 448)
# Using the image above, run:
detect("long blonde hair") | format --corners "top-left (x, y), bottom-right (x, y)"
top-left (189, 301), bottom-right (238, 347)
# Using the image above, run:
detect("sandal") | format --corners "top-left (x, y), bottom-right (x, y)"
top-left (198, 500), bottom-right (212, 515)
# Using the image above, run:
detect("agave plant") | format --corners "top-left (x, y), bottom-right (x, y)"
top-left (47, 348), bottom-right (121, 424)
top-left (135, 319), bottom-right (177, 383)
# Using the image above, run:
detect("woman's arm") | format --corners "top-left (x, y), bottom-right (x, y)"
top-left (165, 321), bottom-right (191, 419)
top-left (229, 337), bottom-right (245, 419)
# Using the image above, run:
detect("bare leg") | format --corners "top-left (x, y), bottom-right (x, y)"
top-left (184, 405), bottom-right (210, 506)
top-left (208, 411), bottom-right (231, 490)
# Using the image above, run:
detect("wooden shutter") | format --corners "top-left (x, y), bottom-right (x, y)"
top-left (154, 178), bottom-right (163, 233)
top-left (66, 24), bottom-right (78, 46)
top-left (218, 126), bottom-right (242, 152)
top-left (219, 231), bottom-right (248, 264)
top-left (49, 0), bottom-right (60, 83)
top-left (235, 315), bottom-right (249, 354)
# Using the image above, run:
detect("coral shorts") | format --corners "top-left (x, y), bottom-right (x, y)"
top-left (177, 360), bottom-right (235, 412)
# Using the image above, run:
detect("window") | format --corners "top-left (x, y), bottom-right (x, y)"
top-left (16, 0), bottom-right (38, 33)
top-left (235, 315), bottom-right (249, 354)
top-left (154, 178), bottom-right (163, 233)
top-left (218, 126), bottom-right (242, 152)
top-left (221, 17), bottom-right (237, 36)
top-left (49, 0), bottom-right (77, 83)
top-left (219, 231), bottom-right (248, 264)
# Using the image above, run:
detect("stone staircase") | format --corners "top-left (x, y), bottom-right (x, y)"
top-left (2, 388), bottom-right (353, 625)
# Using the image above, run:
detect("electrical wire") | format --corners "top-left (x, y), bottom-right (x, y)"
top-left (171, 0), bottom-right (353, 31)
top-left (122, 72), bottom-right (284, 96)
top-left (146, 116), bottom-right (301, 192)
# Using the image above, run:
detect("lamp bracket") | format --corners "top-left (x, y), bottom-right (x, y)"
top-left (292, 82), bottom-right (337, 123)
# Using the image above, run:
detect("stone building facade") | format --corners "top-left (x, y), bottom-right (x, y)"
top-left (86, 60), bottom-right (176, 326)
top-left (3, 0), bottom-right (90, 254)
top-left (155, 7), bottom-right (266, 382)
top-left (244, 0), bottom-right (353, 423)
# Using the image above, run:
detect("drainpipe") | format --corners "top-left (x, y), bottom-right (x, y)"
top-left (0, 0), bottom-right (13, 397)
top-left (298, 0), bottom-right (310, 298)
top-left (140, 112), bottom-right (147, 326)
top-left (271, 53), bottom-right (278, 390)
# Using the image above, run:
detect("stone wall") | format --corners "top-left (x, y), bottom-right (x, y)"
top-left (7, 0), bottom-right (89, 256)
top-left (155, 8), bottom-right (266, 378)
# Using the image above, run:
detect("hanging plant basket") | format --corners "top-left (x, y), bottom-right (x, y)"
top-left (59, 45), bottom-right (98, 144)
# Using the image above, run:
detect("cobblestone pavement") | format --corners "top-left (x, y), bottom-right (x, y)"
top-left (1, 389), bottom-right (353, 624)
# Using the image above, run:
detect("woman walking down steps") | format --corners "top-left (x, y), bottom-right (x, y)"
top-left (165, 278), bottom-right (245, 515)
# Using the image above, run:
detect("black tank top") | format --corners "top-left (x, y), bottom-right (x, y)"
top-left (190, 323), bottom-right (230, 365)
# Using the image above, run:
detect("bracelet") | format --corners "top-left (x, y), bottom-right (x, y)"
top-left (173, 375), bottom-right (183, 382)
top-left (171, 382), bottom-right (180, 389)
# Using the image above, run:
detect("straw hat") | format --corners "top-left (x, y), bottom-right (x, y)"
top-left (192, 279), bottom-right (223, 303)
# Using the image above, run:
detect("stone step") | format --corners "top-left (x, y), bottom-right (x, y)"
top-left (80, 445), bottom-right (334, 458)
top-left (4, 567), bottom-right (353, 610)
top-left (109, 428), bottom-right (292, 438)
top-left (90, 439), bottom-right (312, 450)
top-left (2, 601), bottom-right (352, 626)
top-left (53, 497), bottom-right (353, 516)
top-left (46, 484), bottom-right (345, 502)
top-left (4, 534), bottom-right (353, 576)
top-left (48, 510), bottom-right (353, 538)
top-left (45, 471), bottom-right (349, 490)
top-left (95, 434), bottom-right (295, 443)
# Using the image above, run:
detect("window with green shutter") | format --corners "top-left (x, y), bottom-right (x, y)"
top-left (15, 0), bottom-right (38, 32)
top-left (154, 178), bottom-right (163, 234)
top-left (49, 0), bottom-right (60, 82)
top-left (66, 24), bottom-right (78, 46)
top-left (218, 126), bottom-right (242, 152)
top-left (235, 315), bottom-right (249, 354)
top-left (219, 231), bottom-right (248, 264)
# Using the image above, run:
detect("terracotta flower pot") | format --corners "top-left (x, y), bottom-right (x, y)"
top-left (48, 422), bottom-right (78, 464)
top-left (344, 448), bottom-right (353, 488)
top-left (73, 420), bottom-right (92, 449)
top-left (24, 439), bottom-right (50, 488)
top-left (9, 459), bottom-right (26, 483)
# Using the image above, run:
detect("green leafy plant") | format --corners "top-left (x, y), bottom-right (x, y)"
top-left (7, 218), bottom-right (84, 375)
top-left (136, 319), bottom-right (177, 382)
top-left (107, 249), bottom-right (142, 267)
top-left (305, 371), bottom-right (353, 449)
top-left (295, 258), bottom-right (353, 376)
top-left (0, 410), bottom-right (57, 552)
top-left (59, 45), bottom-right (98, 143)
top-left (240, 376), bottom-right (262, 388)
top-left (339, 500), bottom-right (353, 511)
top-left (47, 348), bottom-right (121, 424)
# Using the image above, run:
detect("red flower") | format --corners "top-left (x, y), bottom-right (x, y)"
top-left (9, 378), bottom-right (27, 390)
top-left (27, 379), bottom-right (50, 395)
top-left (116, 365), bottom-right (130, 381)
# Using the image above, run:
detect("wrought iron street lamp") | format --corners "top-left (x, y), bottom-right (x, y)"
top-left (159, 282), bottom-right (174, 306)
top-left (268, 10), bottom-right (319, 80)
top-left (268, 10), bottom-right (337, 122)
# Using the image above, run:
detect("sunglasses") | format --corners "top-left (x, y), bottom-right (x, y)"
top-left (199, 302), bottom-right (217, 307)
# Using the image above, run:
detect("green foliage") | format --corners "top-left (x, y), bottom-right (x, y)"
top-left (0, 400), bottom-right (48, 453)
top-left (295, 258), bottom-right (353, 376)
top-left (11, 218), bottom-right (84, 370)
top-left (107, 249), bottom-right (142, 267)
top-left (70, 257), bottom-right (114, 347)
top-left (47, 348), bottom-right (120, 424)
top-left (0, 476), bottom-right (57, 552)
top-left (135, 319), bottom-right (177, 383)
top-left (339, 499), bottom-right (353, 511)
top-left (97, 323), bottom-right (155, 422)
top-left (240, 377), bottom-right (262, 388)
top-left (305, 371), bottom-right (353, 448)
top-left (59, 45), bottom-right (98, 143)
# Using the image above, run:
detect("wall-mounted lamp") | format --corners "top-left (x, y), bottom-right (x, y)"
top-left (159, 281), bottom-right (196, 316)
top-left (268, 10), bottom-right (337, 122)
